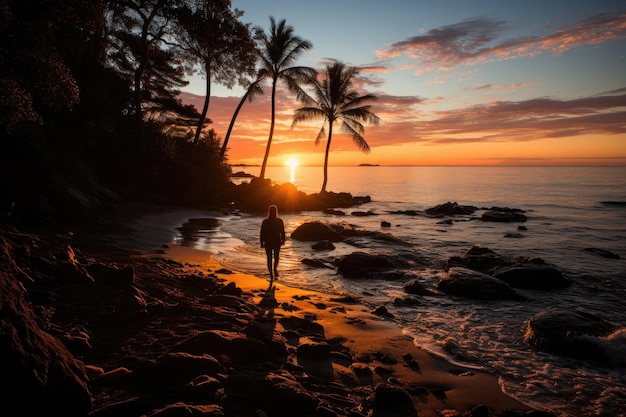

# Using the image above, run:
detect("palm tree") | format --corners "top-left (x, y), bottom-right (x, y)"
top-left (253, 17), bottom-right (314, 179)
top-left (293, 60), bottom-right (379, 193)
top-left (219, 76), bottom-right (264, 160)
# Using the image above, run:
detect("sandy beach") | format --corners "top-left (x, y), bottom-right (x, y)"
top-left (1, 222), bottom-right (542, 417)
top-left (162, 244), bottom-right (532, 416)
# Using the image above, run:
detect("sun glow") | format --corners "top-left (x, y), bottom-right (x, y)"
top-left (286, 156), bottom-right (299, 183)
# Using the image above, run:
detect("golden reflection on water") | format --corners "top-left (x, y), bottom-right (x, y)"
top-left (286, 156), bottom-right (298, 184)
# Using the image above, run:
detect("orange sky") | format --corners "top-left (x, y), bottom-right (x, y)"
top-left (181, 90), bottom-right (626, 167)
top-left (179, 2), bottom-right (626, 167)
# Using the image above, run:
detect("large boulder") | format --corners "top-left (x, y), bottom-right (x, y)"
top-left (337, 252), bottom-right (412, 279)
top-left (437, 267), bottom-right (525, 301)
top-left (170, 330), bottom-right (287, 365)
top-left (480, 207), bottom-right (527, 222)
top-left (524, 308), bottom-right (615, 363)
top-left (0, 238), bottom-right (92, 416)
top-left (425, 201), bottom-right (477, 217)
top-left (445, 245), bottom-right (569, 291)
top-left (291, 221), bottom-right (344, 242)
top-left (369, 383), bottom-right (416, 417)
top-left (445, 245), bottom-right (505, 273)
top-left (493, 264), bottom-right (571, 290)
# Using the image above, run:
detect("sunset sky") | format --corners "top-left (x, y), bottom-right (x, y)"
top-left (180, 0), bottom-right (626, 167)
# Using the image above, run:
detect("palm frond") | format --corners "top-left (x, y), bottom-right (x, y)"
top-left (315, 126), bottom-right (327, 145)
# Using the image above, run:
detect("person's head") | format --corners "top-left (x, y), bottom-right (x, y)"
top-left (267, 205), bottom-right (278, 219)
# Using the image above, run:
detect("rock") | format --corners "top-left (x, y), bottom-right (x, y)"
top-left (224, 371), bottom-right (316, 417)
top-left (372, 305), bottom-right (394, 319)
top-left (279, 316), bottom-right (325, 337)
top-left (301, 258), bottom-right (334, 269)
top-left (446, 245), bottom-right (568, 290)
top-left (157, 352), bottom-right (224, 380)
top-left (337, 252), bottom-right (411, 279)
top-left (425, 202), bottom-right (477, 216)
top-left (297, 338), bottom-right (332, 361)
top-left (445, 245), bottom-right (503, 273)
top-left (524, 308), bottom-right (615, 363)
top-left (216, 281), bottom-right (242, 295)
top-left (87, 263), bottom-right (135, 286)
top-left (480, 207), bottom-right (527, 222)
top-left (323, 208), bottom-right (346, 215)
top-left (352, 211), bottom-right (378, 216)
top-left (312, 240), bottom-right (336, 251)
top-left (57, 260), bottom-right (95, 284)
top-left (493, 264), bottom-right (571, 290)
top-left (89, 396), bottom-right (152, 417)
top-left (170, 330), bottom-right (287, 365)
top-left (381, 221), bottom-right (391, 228)
top-left (370, 384), bottom-right (416, 416)
top-left (437, 267), bottom-right (525, 301)
top-left (404, 279), bottom-right (432, 296)
top-left (291, 222), bottom-right (344, 242)
top-left (0, 238), bottom-right (93, 416)
top-left (184, 375), bottom-right (222, 398)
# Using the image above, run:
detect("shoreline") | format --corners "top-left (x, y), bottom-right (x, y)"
top-left (1, 218), bottom-right (543, 417)
top-left (162, 244), bottom-right (533, 416)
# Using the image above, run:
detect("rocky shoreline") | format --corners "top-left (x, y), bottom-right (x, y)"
top-left (1, 221), bottom-right (558, 417)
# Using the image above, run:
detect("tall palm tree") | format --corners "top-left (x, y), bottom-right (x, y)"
top-left (293, 60), bottom-right (379, 193)
top-left (253, 17), bottom-right (314, 179)
top-left (219, 76), bottom-right (264, 160)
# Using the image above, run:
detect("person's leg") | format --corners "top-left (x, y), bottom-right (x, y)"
top-left (265, 247), bottom-right (273, 277)
top-left (273, 247), bottom-right (280, 277)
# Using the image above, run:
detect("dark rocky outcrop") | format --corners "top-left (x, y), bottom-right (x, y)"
top-left (425, 201), bottom-right (478, 217)
top-left (1, 237), bottom-right (92, 416)
top-left (480, 207), bottom-right (527, 222)
top-left (337, 252), bottom-right (413, 279)
top-left (231, 178), bottom-right (370, 213)
top-left (445, 245), bottom-right (569, 290)
top-left (0, 225), bottom-right (547, 417)
top-left (312, 240), bottom-right (336, 251)
top-left (524, 308), bottom-right (615, 364)
top-left (404, 279), bottom-right (435, 296)
top-left (492, 264), bottom-right (570, 290)
top-left (291, 221), bottom-right (344, 242)
top-left (437, 267), bottom-right (525, 301)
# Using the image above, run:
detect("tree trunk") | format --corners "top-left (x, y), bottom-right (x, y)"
top-left (321, 122), bottom-right (333, 193)
top-left (259, 79), bottom-right (277, 180)
top-left (220, 87), bottom-right (252, 160)
top-left (193, 63), bottom-right (211, 145)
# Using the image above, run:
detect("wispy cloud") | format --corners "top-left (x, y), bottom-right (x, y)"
top-left (367, 90), bottom-right (626, 147)
top-left (181, 87), bottom-right (625, 161)
top-left (376, 12), bottom-right (626, 73)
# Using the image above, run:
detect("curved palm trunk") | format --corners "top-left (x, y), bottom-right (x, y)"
top-left (321, 122), bottom-right (333, 193)
top-left (193, 64), bottom-right (211, 145)
top-left (259, 80), bottom-right (277, 180)
top-left (220, 87), bottom-right (252, 160)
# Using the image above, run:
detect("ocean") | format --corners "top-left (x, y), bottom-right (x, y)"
top-left (130, 166), bottom-right (626, 417)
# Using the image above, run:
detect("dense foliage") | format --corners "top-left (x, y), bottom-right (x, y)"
top-left (0, 0), bottom-right (255, 226)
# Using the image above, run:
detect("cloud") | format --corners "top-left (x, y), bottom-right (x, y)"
top-left (368, 90), bottom-right (626, 147)
top-left (376, 12), bottom-right (626, 73)
top-left (180, 86), bottom-right (625, 162)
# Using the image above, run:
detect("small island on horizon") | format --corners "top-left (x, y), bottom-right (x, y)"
top-left (358, 163), bottom-right (380, 166)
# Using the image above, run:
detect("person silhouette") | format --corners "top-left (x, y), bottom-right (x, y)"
top-left (260, 205), bottom-right (285, 280)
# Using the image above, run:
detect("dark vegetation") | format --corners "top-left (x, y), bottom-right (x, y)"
top-left (1, 0), bottom-right (375, 229)
top-left (0, 0), bottom-right (250, 227)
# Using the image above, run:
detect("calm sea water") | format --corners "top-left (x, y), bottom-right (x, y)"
top-left (132, 166), bottom-right (626, 417)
